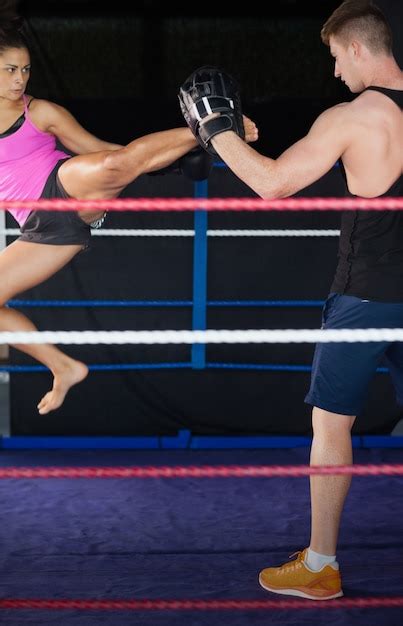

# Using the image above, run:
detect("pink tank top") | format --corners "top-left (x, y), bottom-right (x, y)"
top-left (0, 95), bottom-right (70, 226)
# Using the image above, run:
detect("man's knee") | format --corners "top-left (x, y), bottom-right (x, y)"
top-left (312, 406), bottom-right (356, 434)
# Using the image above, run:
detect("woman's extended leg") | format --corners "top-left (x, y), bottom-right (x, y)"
top-left (14, 127), bottom-right (197, 410)
top-left (58, 127), bottom-right (198, 201)
top-left (0, 240), bottom-right (89, 414)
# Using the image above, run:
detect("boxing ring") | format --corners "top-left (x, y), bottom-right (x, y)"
top-left (0, 192), bottom-right (402, 624)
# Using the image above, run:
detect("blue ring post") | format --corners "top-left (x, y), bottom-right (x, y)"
top-left (191, 179), bottom-right (208, 369)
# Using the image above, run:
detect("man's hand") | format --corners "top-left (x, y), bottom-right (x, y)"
top-left (243, 115), bottom-right (258, 144)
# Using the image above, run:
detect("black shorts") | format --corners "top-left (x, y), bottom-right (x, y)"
top-left (19, 159), bottom-right (92, 248)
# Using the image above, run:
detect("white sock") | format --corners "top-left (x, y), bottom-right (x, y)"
top-left (305, 548), bottom-right (338, 571)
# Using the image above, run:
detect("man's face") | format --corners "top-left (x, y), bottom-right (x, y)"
top-left (329, 35), bottom-right (364, 93)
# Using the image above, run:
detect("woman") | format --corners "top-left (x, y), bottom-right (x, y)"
top-left (0, 16), bottom-right (259, 415)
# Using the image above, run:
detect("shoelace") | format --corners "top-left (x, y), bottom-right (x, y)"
top-left (277, 551), bottom-right (305, 575)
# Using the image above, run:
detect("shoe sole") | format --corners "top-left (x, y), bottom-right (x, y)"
top-left (259, 574), bottom-right (344, 601)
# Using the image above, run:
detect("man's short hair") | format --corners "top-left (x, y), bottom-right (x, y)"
top-left (321, 0), bottom-right (392, 55)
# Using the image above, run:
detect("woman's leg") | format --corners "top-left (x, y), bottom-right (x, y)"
top-left (0, 240), bottom-right (89, 414)
top-left (58, 127), bottom-right (197, 202)
top-left (23, 128), bottom-right (196, 407)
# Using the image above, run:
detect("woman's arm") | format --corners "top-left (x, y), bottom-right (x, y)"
top-left (29, 98), bottom-right (123, 154)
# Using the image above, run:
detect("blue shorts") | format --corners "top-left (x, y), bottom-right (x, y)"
top-left (304, 293), bottom-right (403, 416)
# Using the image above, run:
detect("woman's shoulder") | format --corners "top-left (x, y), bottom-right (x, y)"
top-left (25, 97), bottom-right (68, 132)
top-left (26, 96), bottom-right (59, 113)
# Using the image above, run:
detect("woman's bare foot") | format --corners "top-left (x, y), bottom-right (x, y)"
top-left (37, 359), bottom-right (89, 415)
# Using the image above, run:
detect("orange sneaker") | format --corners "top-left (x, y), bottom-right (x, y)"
top-left (259, 549), bottom-right (343, 600)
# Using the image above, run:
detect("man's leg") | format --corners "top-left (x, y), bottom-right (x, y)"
top-left (259, 294), bottom-right (374, 599)
top-left (309, 406), bottom-right (356, 556)
top-left (258, 408), bottom-right (353, 600)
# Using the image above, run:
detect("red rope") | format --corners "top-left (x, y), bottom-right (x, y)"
top-left (0, 464), bottom-right (402, 479)
top-left (0, 597), bottom-right (402, 610)
top-left (0, 197), bottom-right (403, 212)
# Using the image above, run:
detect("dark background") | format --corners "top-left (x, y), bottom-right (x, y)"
top-left (7, 0), bottom-right (403, 437)
top-left (13, 1), bottom-right (403, 152)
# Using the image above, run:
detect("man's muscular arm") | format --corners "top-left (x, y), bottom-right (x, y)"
top-left (210, 104), bottom-right (352, 198)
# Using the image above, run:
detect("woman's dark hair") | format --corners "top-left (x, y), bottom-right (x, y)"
top-left (0, 0), bottom-right (27, 54)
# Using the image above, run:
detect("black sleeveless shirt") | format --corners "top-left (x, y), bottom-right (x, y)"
top-left (330, 87), bottom-right (403, 302)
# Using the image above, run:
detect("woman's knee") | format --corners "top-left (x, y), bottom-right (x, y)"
top-left (59, 152), bottom-right (124, 197)
top-left (103, 146), bottom-right (143, 184)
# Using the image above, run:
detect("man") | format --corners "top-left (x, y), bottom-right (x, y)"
top-left (179, 0), bottom-right (403, 600)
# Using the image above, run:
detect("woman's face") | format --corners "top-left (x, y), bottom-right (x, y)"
top-left (0, 47), bottom-right (31, 101)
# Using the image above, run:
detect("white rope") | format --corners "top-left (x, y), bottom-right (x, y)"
top-left (1, 328), bottom-right (403, 345)
top-left (1, 228), bottom-right (340, 238)
top-left (207, 230), bottom-right (340, 237)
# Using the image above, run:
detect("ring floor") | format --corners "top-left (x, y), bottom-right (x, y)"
top-left (0, 446), bottom-right (402, 626)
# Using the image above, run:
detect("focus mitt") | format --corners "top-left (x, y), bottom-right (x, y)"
top-left (178, 65), bottom-right (244, 155)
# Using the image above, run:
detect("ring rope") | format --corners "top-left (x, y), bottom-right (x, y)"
top-left (7, 299), bottom-right (325, 308)
top-left (0, 228), bottom-right (341, 237)
top-left (0, 328), bottom-right (403, 344)
top-left (0, 597), bottom-right (401, 610)
top-left (1, 362), bottom-right (389, 374)
top-left (0, 362), bottom-right (194, 373)
top-left (0, 196), bottom-right (402, 211)
top-left (0, 464), bottom-right (402, 478)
